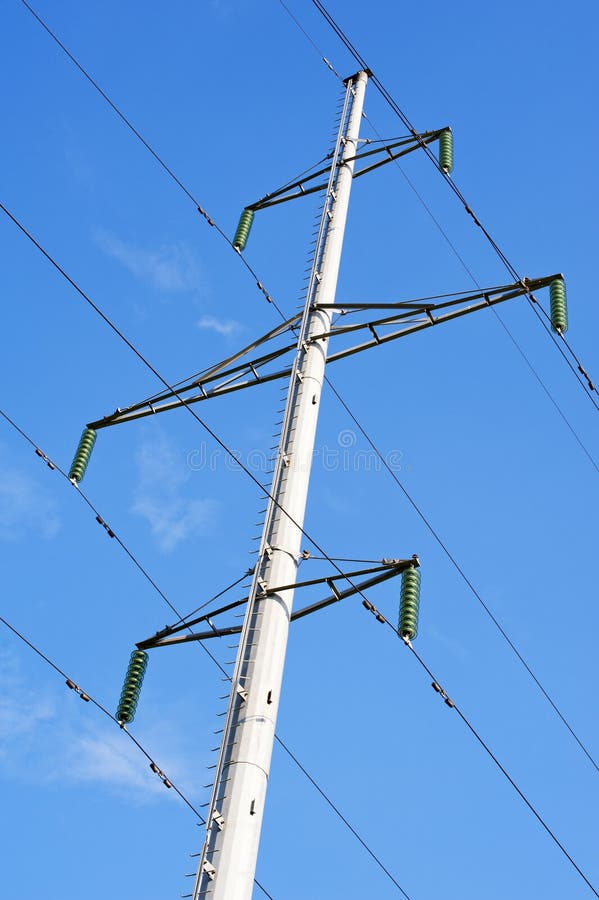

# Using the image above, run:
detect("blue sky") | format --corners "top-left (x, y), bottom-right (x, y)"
top-left (1, 1), bottom-right (598, 898)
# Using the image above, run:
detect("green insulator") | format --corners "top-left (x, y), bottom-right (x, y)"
top-left (68, 427), bottom-right (97, 483)
top-left (232, 208), bottom-right (254, 251)
top-left (550, 277), bottom-right (568, 334)
top-left (399, 567), bottom-right (421, 640)
top-left (439, 128), bottom-right (453, 174)
top-left (116, 649), bottom-right (149, 724)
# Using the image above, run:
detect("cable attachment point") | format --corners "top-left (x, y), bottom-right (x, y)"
top-left (149, 761), bottom-right (172, 788)
top-left (431, 681), bottom-right (455, 708)
top-left (65, 678), bottom-right (90, 702)
top-left (34, 447), bottom-right (56, 470)
top-left (197, 205), bottom-right (215, 227)
top-left (361, 598), bottom-right (386, 624)
top-left (95, 515), bottom-right (115, 539)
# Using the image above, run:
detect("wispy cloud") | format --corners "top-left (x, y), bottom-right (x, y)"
top-left (0, 454), bottom-right (60, 542)
top-left (95, 229), bottom-right (202, 293)
top-left (0, 650), bottom-right (55, 750)
top-left (197, 315), bottom-right (243, 338)
top-left (131, 432), bottom-right (218, 552)
top-left (0, 651), bottom-right (191, 803)
top-left (63, 727), bottom-right (168, 799)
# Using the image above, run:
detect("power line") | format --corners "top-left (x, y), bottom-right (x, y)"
top-left (359, 598), bottom-right (599, 898)
top-left (10, 0), bottom-right (598, 788)
top-left (0, 611), bottom-right (275, 898)
top-left (2, 380), bottom-right (592, 900)
top-left (308, 0), bottom-right (599, 415)
top-left (16, 0), bottom-right (599, 800)
top-left (273, 735), bottom-right (411, 898)
top-left (277, 0), bottom-right (599, 768)
top-left (9, 7), bottom-right (597, 886)
top-left (275, 0), bottom-right (598, 473)
top-left (0, 406), bottom-right (413, 898)
top-left (17, 0), bottom-right (284, 317)
top-left (1, 229), bottom-right (587, 899)
top-left (322, 379), bottom-right (599, 774)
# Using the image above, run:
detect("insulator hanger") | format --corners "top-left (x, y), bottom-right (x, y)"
top-left (76, 274), bottom-right (564, 446)
top-left (232, 128), bottom-right (454, 251)
top-left (136, 558), bottom-right (419, 650)
top-left (112, 558), bottom-right (422, 724)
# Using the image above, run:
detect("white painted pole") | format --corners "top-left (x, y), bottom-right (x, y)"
top-left (194, 70), bottom-right (368, 900)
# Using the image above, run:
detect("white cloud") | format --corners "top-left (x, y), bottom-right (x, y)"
top-left (0, 457), bottom-right (60, 542)
top-left (197, 315), bottom-right (243, 338)
top-left (63, 728), bottom-right (166, 799)
top-left (131, 432), bottom-right (218, 552)
top-left (0, 650), bottom-right (191, 804)
top-left (0, 649), bottom-right (56, 750)
top-left (95, 229), bottom-right (202, 293)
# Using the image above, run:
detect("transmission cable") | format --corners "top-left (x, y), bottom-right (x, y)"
top-left (323, 378), bottom-right (599, 773)
top-left (0, 612), bottom-right (275, 898)
top-left (11, 3), bottom-right (598, 790)
top-left (275, 0), bottom-right (598, 473)
top-left (308, 0), bottom-right (599, 413)
top-left (17, 0), bottom-right (596, 472)
top-left (276, 0), bottom-right (599, 765)
top-left (16, 0), bottom-right (288, 315)
top-left (17, 0), bottom-right (596, 467)
top-left (1, 216), bottom-right (588, 899)
top-left (0, 408), bottom-right (413, 897)
top-left (6, 10), bottom-right (599, 775)
top-left (8, 8), bottom-right (598, 882)
top-left (358, 597), bottom-right (599, 898)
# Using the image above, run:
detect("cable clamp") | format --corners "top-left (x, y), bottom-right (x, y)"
top-left (65, 678), bottom-right (90, 702)
top-left (197, 205), bottom-right (214, 227)
top-left (431, 681), bottom-right (455, 708)
top-left (34, 448), bottom-right (55, 470)
top-left (361, 599), bottom-right (386, 624)
top-left (149, 761), bottom-right (172, 788)
top-left (95, 515), bottom-right (115, 539)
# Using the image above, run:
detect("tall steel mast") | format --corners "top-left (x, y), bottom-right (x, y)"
top-left (75, 58), bottom-right (564, 900)
top-left (193, 69), bottom-right (369, 899)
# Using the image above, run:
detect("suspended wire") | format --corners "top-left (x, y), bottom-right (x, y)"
top-left (10, 5), bottom-right (597, 885)
top-left (274, 1), bottom-right (598, 472)
top-left (16, 0), bottom-right (286, 317)
top-left (0, 410), bottom-right (411, 897)
top-left (323, 379), bottom-right (599, 774)
top-left (277, 0), bottom-right (599, 765)
top-left (0, 614), bottom-right (203, 822)
top-left (355, 115), bottom-right (599, 471)
top-left (0, 612), bottom-right (275, 899)
top-left (0, 408), bottom-right (246, 631)
top-left (0, 356), bottom-right (599, 900)
top-left (2, 214), bottom-right (588, 899)
top-left (308, 0), bottom-right (599, 414)
top-left (174, 571), bottom-right (253, 626)
top-left (11, 0), bottom-right (597, 779)
top-left (276, 0), bottom-right (342, 77)
top-left (272, 735), bottom-right (411, 899)
top-left (360, 599), bottom-right (599, 898)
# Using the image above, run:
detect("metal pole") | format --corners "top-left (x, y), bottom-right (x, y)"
top-left (194, 70), bottom-right (369, 900)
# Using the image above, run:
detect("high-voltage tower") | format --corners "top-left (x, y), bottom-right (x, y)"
top-left (69, 68), bottom-right (567, 900)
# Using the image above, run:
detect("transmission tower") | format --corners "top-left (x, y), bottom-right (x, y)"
top-left (66, 67), bottom-right (566, 900)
